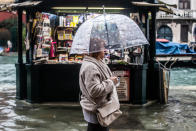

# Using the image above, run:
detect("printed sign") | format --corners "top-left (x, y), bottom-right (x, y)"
top-left (112, 70), bottom-right (129, 77)
top-left (112, 71), bottom-right (130, 101)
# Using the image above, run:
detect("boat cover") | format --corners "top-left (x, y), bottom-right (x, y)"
top-left (156, 41), bottom-right (196, 55)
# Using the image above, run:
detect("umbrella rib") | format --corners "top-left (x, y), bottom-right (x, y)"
top-left (103, 14), bottom-right (110, 45)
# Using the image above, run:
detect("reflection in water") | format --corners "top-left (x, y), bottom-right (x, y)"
top-left (0, 56), bottom-right (196, 131)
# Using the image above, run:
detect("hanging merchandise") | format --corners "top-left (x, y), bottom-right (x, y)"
top-left (64, 28), bottom-right (73, 40)
top-left (66, 40), bottom-right (72, 47)
top-left (25, 32), bottom-right (30, 50)
top-left (42, 19), bottom-right (51, 37)
top-left (59, 16), bottom-right (64, 27)
top-left (42, 44), bottom-right (51, 57)
top-left (32, 19), bottom-right (38, 32)
top-left (75, 55), bottom-right (83, 63)
top-left (59, 54), bottom-right (68, 62)
top-left (33, 45), bottom-right (37, 60)
top-left (37, 35), bottom-right (42, 43)
top-left (66, 16), bottom-right (73, 27)
top-left (68, 55), bottom-right (75, 62)
top-left (73, 16), bottom-right (79, 27)
top-left (57, 30), bottom-right (65, 40)
top-left (32, 13), bottom-right (53, 61)
top-left (36, 47), bottom-right (42, 58)
top-left (49, 41), bottom-right (56, 58)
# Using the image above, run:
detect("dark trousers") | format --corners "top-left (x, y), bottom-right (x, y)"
top-left (87, 122), bottom-right (109, 131)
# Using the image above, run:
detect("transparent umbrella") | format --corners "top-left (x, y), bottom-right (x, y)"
top-left (70, 14), bottom-right (149, 54)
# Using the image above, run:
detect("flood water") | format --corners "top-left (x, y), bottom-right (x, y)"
top-left (0, 56), bottom-right (196, 131)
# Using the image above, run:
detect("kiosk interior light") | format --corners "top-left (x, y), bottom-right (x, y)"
top-left (51, 7), bottom-right (126, 10)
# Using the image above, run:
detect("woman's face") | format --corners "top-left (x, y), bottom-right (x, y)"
top-left (98, 50), bottom-right (105, 60)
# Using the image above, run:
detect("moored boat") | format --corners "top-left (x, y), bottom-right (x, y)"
top-left (156, 39), bottom-right (196, 68)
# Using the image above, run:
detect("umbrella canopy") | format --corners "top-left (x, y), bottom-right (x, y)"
top-left (70, 14), bottom-right (149, 54)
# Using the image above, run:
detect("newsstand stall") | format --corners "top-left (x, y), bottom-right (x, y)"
top-left (14, 0), bottom-right (162, 104)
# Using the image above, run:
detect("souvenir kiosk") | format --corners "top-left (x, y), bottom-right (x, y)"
top-left (14, 0), bottom-right (164, 104)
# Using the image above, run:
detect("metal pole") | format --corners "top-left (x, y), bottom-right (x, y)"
top-left (149, 7), bottom-right (156, 62)
top-left (26, 10), bottom-right (30, 64)
top-left (147, 0), bottom-right (158, 100)
top-left (145, 13), bottom-right (149, 41)
top-left (144, 12), bottom-right (149, 64)
top-left (149, 0), bottom-right (157, 63)
top-left (16, 7), bottom-right (26, 100)
top-left (17, 8), bottom-right (23, 64)
top-left (29, 12), bottom-right (35, 65)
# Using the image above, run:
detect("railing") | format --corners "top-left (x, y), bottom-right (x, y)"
top-left (157, 10), bottom-right (196, 19)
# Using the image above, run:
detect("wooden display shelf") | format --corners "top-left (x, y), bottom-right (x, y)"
top-left (57, 26), bottom-right (76, 28)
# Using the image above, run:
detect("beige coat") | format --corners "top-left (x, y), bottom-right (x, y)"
top-left (79, 56), bottom-right (120, 112)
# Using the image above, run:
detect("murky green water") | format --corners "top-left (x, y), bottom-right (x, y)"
top-left (170, 68), bottom-right (196, 86)
top-left (0, 56), bottom-right (196, 131)
top-left (0, 56), bottom-right (18, 64)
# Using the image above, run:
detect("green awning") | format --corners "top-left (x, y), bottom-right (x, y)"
top-left (157, 0), bottom-right (177, 14)
top-left (0, 0), bottom-right (15, 5)
top-left (131, 2), bottom-right (165, 7)
top-left (159, 7), bottom-right (173, 14)
top-left (131, 1), bottom-right (177, 14)
top-left (157, 0), bottom-right (177, 8)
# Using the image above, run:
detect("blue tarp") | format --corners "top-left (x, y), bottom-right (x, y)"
top-left (156, 41), bottom-right (196, 55)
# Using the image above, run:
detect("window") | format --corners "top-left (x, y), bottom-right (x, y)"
top-left (194, 27), bottom-right (196, 42)
top-left (181, 25), bottom-right (189, 42)
top-left (179, 0), bottom-right (190, 9)
top-left (157, 25), bottom-right (173, 41)
top-left (194, 26), bottom-right (196, 36)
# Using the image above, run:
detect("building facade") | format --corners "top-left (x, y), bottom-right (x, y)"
top-left (156, 0), bottom-right (196, 44)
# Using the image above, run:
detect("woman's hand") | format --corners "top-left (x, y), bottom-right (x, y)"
top-left (110, 77), bottom-right (118, 85)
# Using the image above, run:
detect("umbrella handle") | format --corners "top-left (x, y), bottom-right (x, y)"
top-left (102, 5), bottom-right (110, 46)
top-left (102, 5), bottom-right (106, 14)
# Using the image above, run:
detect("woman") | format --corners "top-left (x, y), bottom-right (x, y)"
top-left (79, 38), bottom-right (119, 131)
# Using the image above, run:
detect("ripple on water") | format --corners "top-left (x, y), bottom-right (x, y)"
top-left (170, 67), bottom-right (196, 86)
top-left (1, 121), bottom-right (25, 130)
top-left (0, 56), bottom-right (18, 64)
top-left (0, 64), bottom-right (16, 93)
top-left (0, 84), bottom-right (16, 92)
